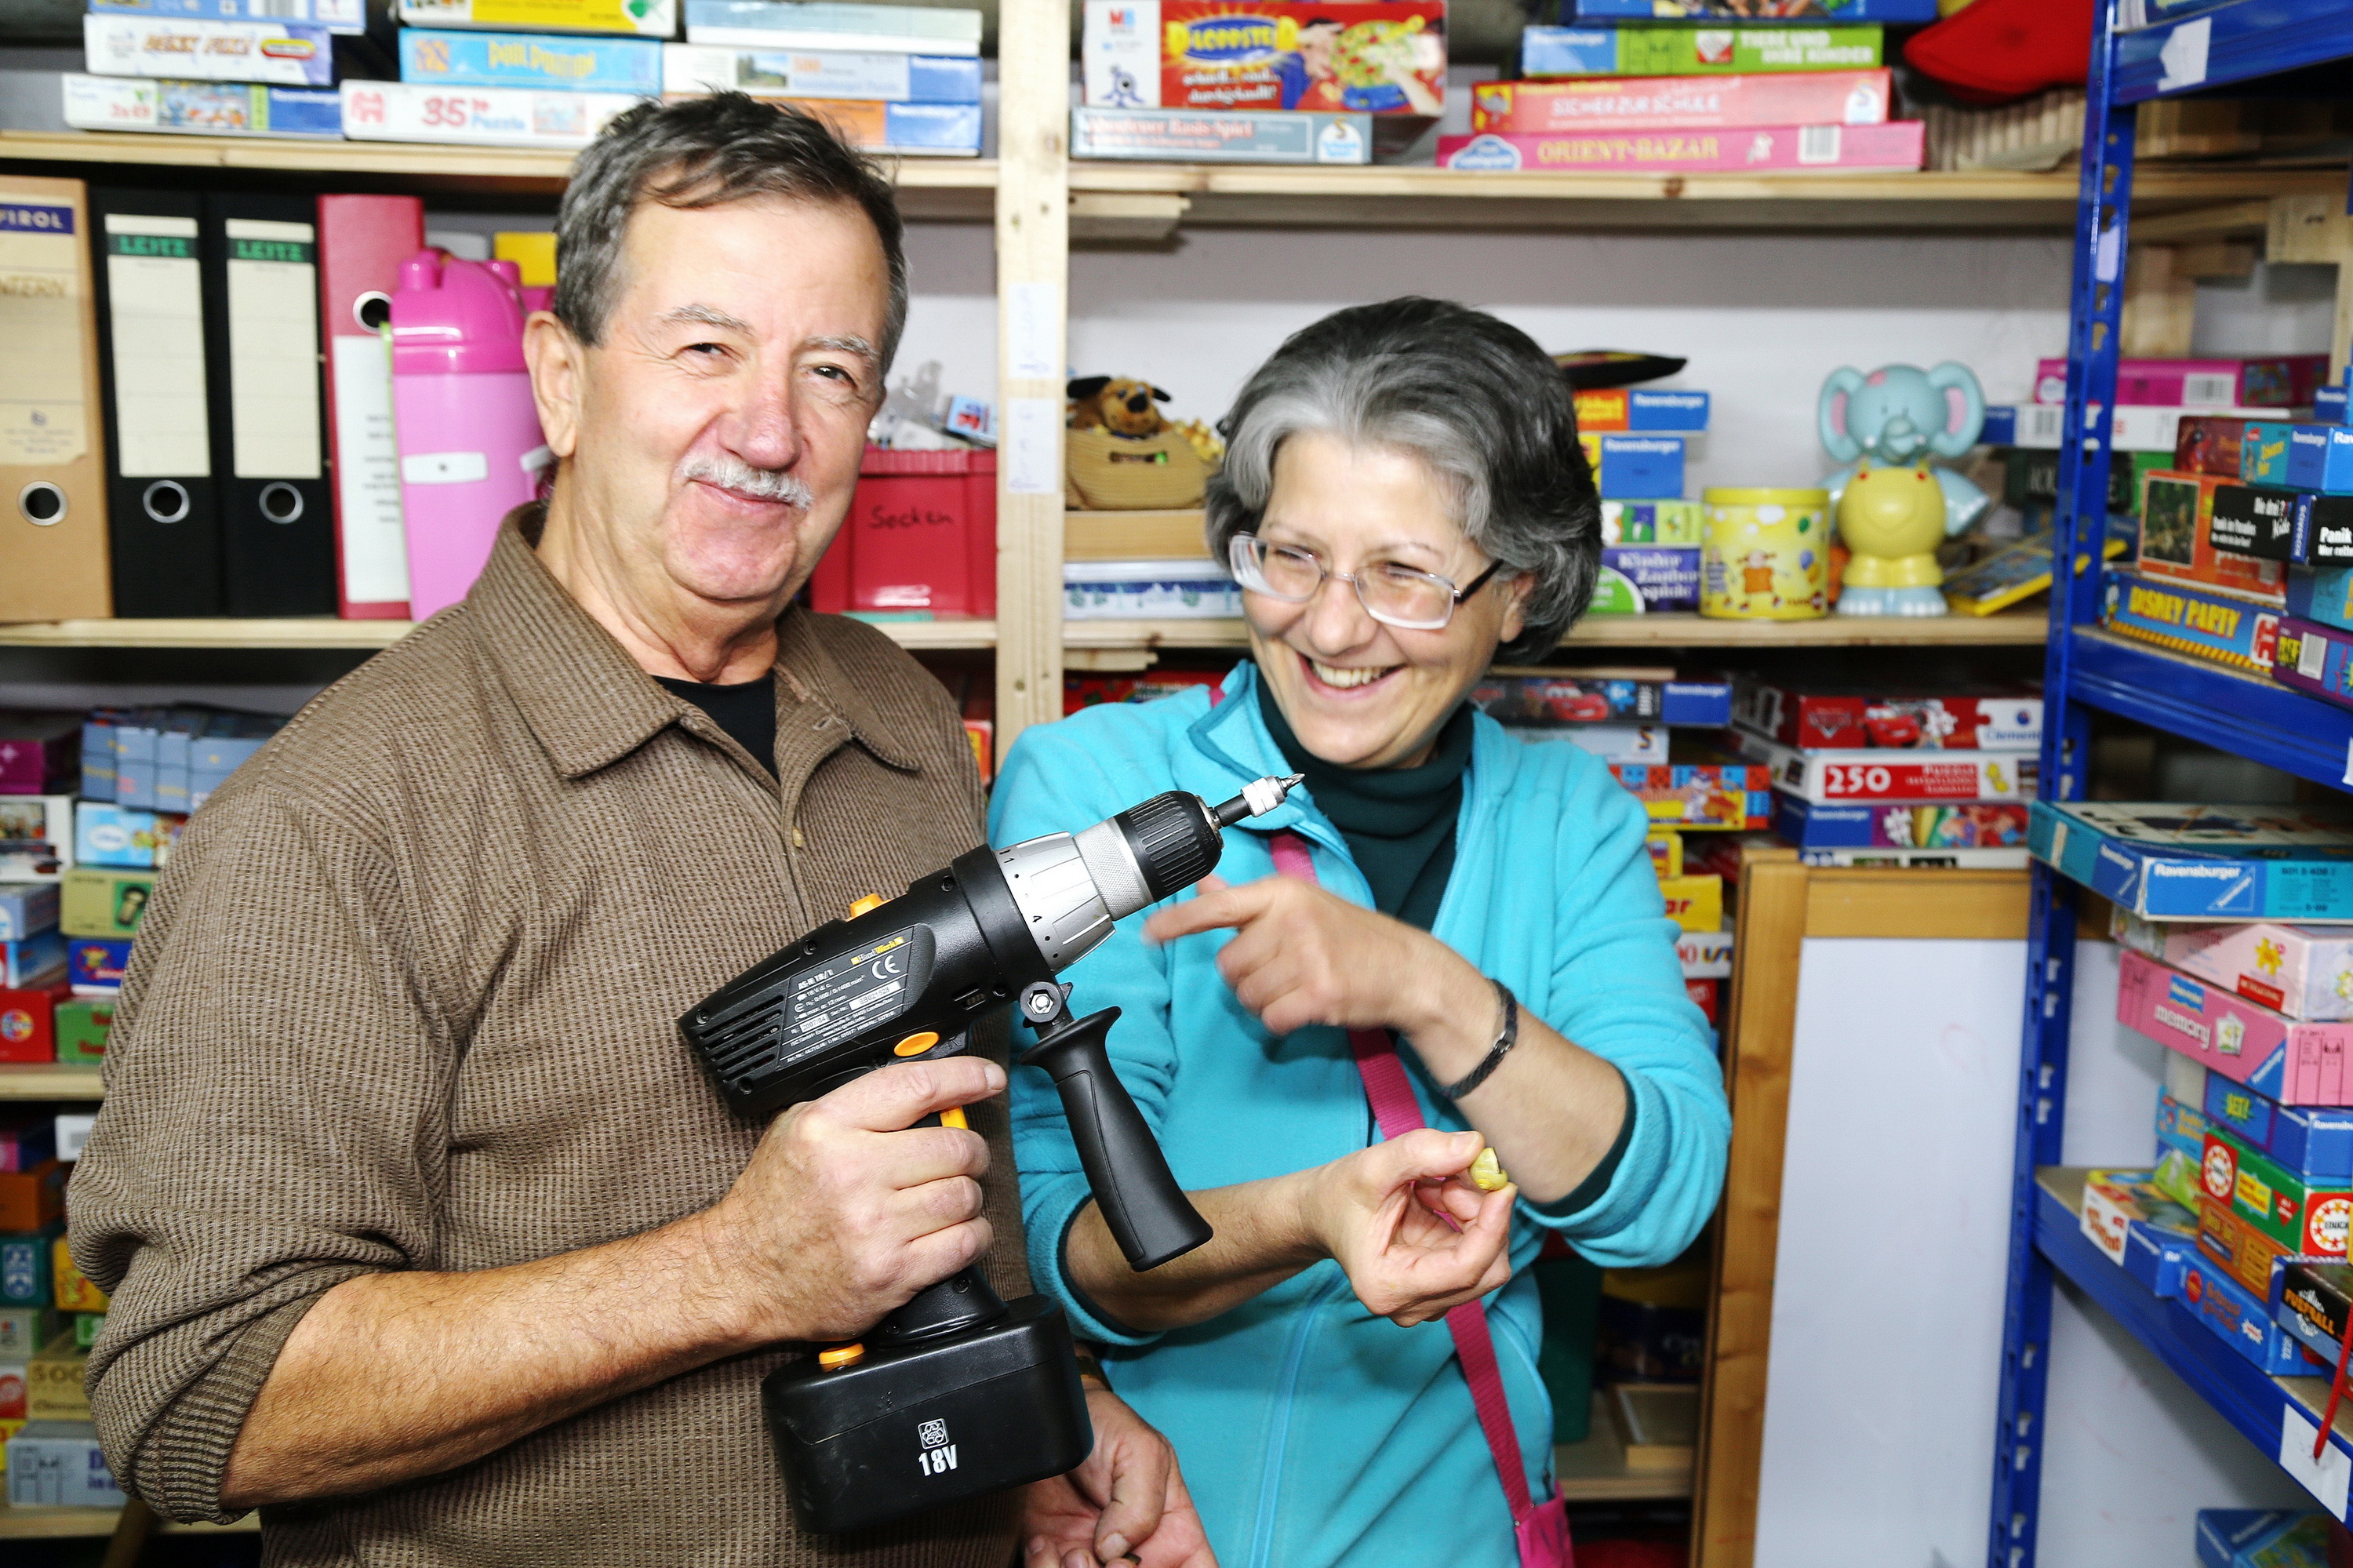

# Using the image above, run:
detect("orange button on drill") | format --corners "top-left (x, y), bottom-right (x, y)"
top-left (849, 894), bottom-right (885, 918)
top-left (893, 1031), bottom-right (941, 1057)
top-left (819, 1343), bottom-right (866, 1370)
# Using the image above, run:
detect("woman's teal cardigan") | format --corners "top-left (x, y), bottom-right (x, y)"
top-left (989, 660), bottom-right (1729, 1568)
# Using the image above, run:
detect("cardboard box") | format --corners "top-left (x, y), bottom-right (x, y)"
top-left (684, 0), bottom-right (979, 52)
top-left (401, 27), bottom-right (663, 92)
top-left (1081, 0), bottom-right (1446, 115)
top-left (1600, 498), bottom-right (1704, 545)
top-left (1550, 725), bottom-right (1666, 766)
top-left (1590, 548), bottom-right (1698, 613)
top-left (2137, 471), bottom-right (2286, 602)
top-left (0, 1122), bottom-right (53, 1175)
top-left (2275, 616), bottom-right (2353, 711)
top-left (1070, 104), bottom-right (1370, 162)
top-left (1770, 795), bottom-right (2030, 850)
top-left (0, 982), bottom-right (64, 1064)
top-left (1646, 829), bottom-right (1682, 879)
top-left (1567, 0), bottom-right (1931, 19)
top-left (0, 798), bottom-right (71, 883)
top-left (1676, 929), bottom-right (1731, 979)
top-left (0, 934), bottom-right (64, 991)
top-left (27, 1331), bottom-right (86, 1423)
top-left (2173, 415), bottom-right (2255, 477)
top-left (50, 1242), bottom-right (104, 1316)
top-left (53, 1116), bottom-right (92, 1163)
top-left (2199, 1125), bottom-right (2353, 1257)
top-left (1470, 671), bottom-right (1729, 726)
top-left (0, 714), bottom-right (78, 797)
top-left (2179, 1249), bottom-right (2324, 1375)
top-left (71, 806), bottom-right (181, 872)
top-left (89, 0), bottom-right (364, 31)
top-left (83, 13), bottom-right (333, 86)
top-left (1729, 728), bottom-right (2035, 804)
top-left (728, 96), bottom-right (981, 154)
top-left (0, 1229), bottom-right (58, 1306)
top-left (0, 1165), bottom-right (65, 1235)
top-left (1729, 681), bottom-right (2039, 751)
top-left (2288, 566), bottom-right (2353, 634)
top-left (400, 0), bottom-right (680, 36)
top-left (2119, 949), bottom-right (2353, 1107)
top-left (1518, 24), bottom-right (1882, 77)
top-left (2196, 1510), bottom-right (2337, 1568)
top-left (2100, 569), bottom-right (2282, 674)
top-left (2205, 1075), bottom-right (2353, 1182)
top-left (1792, 846), bottom-right (2029, 868)
top-left (2271, 1257), bottom-right (2353, 1365)
top-left (1578, 391), bottom-right (1709, 435)
top-left (0, 886), bottom-right (59, 944)
top-left (2207, 484), bottom-right (2303, 562)
top-left (2033, 355), bottom-right (2330, 409)
top-left (1470, 69), bottom-right (1889, 135)
top-left (1657, 875), bottom-right (1721, 933)
top-left (1584, 435), bottom-right (1685, 499)
top-left (662, 41), bottom-right (982, 100)
top-left (5, 1421), bottom-right (120, 1508)
top-left (2198, 1191), bottom-right (2292, 1297)
top-left (59, 869), bottom-right (151, 942)
top-left (2148, 920), bottom-right (2353, 1023)
top-left (2289, 424), bottom-right (2353, 494)
top-left (1989, 401), bottom-right (2304, 453)
top-left (1609, 765), bottom-right (1769, 831)
top-left (71, 1314), bottom-right (103, 1352)
top-left (2300, 496), bottom-right (2353, 567)
top-left (0, 1308), bottom-right (53, 1362)
top-left (2033, 799), bottom-right (2353, 922)
top-left (67, 940), bottom-right (130, 995)
top-left (2242, 420), bottom-right (2298, 486)
top-left (53, 999), bottom-right (108, 1066)
top-left (1437, 121), bottom-right (1925, 174)
top-left (2082, 1166), bottom-right (2174, 1264)
top-left (340, 80), bottom-right (646, 148)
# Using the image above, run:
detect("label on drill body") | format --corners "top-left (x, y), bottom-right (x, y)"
top-left (780, 926), bottom-right (929, 1065)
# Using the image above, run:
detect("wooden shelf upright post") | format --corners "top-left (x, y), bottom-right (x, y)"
top-left (993, 0), bottom-right (1072, 754)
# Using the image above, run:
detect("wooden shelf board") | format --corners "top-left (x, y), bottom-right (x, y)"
top-left (1066, 162), bottom-right (2344, 231)
top-left (0, 1064), bottom-right (104, 1100)
top-left (0, 132), bottom-right (997, 217)
top-left (1553, 1392), bottom-right (1696, 1502)
top-left (0, 1504), bottom-right (256, 1538)
top-left (0, 617), bottom-right (997, 652)
top-left (1064, 608), bottom-right (2047, 650)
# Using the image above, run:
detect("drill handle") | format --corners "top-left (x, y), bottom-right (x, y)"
top-left (1020, 1006), bottom-right (1213, 1271)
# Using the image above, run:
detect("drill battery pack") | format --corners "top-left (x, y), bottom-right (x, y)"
top-left (762, 1293), bottom-right (1092, 1533)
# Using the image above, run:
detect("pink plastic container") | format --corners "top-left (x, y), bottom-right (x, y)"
top-left (391, 253), bottom-right (549, 620)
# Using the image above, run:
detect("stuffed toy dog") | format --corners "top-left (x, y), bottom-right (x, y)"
top-left (1068, 375), bottom-right (1172, 438)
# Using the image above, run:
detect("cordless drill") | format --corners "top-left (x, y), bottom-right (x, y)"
top-left (679, 773), bottom-right (1301, 1533)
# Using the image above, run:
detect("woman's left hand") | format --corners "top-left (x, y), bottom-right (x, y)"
top-left (1020, 1384), bottom-right (1218, 1568)
top-left (1143, 874), bottom-right (1482, 1041)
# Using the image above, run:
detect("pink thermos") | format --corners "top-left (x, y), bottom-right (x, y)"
top-left (391, 253), bottom-right (550, 620)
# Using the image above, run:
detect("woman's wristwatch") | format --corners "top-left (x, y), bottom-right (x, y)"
top-left (1439, 979), bottom-right (1519, 1101)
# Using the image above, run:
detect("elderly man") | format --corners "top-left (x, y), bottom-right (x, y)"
top-left (71, 96), bottom-right (1208, 1568)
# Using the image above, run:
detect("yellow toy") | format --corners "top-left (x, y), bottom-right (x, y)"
top-left (1818, 362), bottom-right (1992, 617)
top-left (1837, 462), bottom-right (1951, 608)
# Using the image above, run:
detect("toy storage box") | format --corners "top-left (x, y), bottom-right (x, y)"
top-left (808, 449), bottom-right (995, 618)
top-left (2117, 950), bottom-right (2353, 1106)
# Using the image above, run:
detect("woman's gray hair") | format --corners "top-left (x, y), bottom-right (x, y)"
top-left (1205, 297), bottom-right (1599, 661)
top-left (554, 93), bottom-right (907, 369)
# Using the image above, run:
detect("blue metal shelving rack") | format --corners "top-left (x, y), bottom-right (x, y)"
top-left (1991, 6), bottom-right (2353, 1565)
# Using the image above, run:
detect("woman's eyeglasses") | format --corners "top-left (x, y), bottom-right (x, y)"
top-left (1227, 533), bottom-right (1503, 631)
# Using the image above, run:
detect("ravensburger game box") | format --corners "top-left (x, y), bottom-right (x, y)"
top-left (2030, 800), bottom-right (2353, 921)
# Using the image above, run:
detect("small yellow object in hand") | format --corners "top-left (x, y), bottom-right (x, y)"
top-left (1469, 1146), bottom-right (1509, 1192)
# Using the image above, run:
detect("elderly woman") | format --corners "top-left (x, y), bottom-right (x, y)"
top-left (992, 298), bottom-right (1729, 1568)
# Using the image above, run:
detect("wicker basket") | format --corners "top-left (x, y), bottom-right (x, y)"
top-left (1064, 426), bottom-right (1209, 511)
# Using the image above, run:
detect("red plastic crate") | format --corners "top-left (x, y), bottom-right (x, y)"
top-left (810, 448), bottom-right (997, 619)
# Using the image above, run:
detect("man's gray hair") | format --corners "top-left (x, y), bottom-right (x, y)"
top-left (1204, 297), bottom-right (1600, 660)
top-left (555, 93), bottom-right (908, 372)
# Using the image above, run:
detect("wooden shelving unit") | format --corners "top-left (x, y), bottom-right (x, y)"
top-left (0, 1063), bottom-right (102, 1100)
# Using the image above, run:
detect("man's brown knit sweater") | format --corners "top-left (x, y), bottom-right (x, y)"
top-left (67, 517), bottom-right (1032, 1566)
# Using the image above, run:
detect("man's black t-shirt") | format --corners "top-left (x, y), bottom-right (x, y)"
top-left (656, 675), bottom-right (778, 779)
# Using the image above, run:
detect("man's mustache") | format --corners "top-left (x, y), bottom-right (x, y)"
top-left (678, 456), bottom-right (815, 508)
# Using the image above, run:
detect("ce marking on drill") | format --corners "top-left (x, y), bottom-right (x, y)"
top-left (782, 927), bottom-right (925, 1062)
top-left (916, 1418), bottom-right (958, 1477)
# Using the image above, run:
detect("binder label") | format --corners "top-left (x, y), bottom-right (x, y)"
top-left (223, 217), bottom-right (321, 481)
top-left (102, 213), bottom-right (209, 478)
top-left (331, 333), bottom-right (410, 604)
top-left (0, 195), bottom-right (89, 466)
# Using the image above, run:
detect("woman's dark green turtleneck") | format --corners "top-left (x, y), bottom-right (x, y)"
top-left (1257, 668), bottom-right (1635, 1213)
top-left (1257, 676), bottom-right (1473, 933)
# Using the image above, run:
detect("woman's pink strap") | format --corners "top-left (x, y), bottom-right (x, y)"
top-left (1267, 830), bottom-right (1536, 1523)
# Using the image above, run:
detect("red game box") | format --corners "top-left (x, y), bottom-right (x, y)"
top-left (2137, 469), bottom-right (2286, 605)
top-left (1084, 0), bottom-right (1447, 116)
top-left (1729, 679), bottom-right (2041, 751)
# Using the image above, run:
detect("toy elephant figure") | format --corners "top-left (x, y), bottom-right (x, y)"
top-left (1819, 362), bottom-right (1993, 617)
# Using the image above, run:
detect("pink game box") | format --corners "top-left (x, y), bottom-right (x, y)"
top-left (2032, 355), bottom-right (2331, 410)
top-left (1469, 69), bottom-right (1889, 135)
top-left (2117, 948), bottom-right (2353, 1106)
top-left (1438, 120), bottom-right (1922, 173)
top-left (2116, 912), bottom-right (2353, 1022)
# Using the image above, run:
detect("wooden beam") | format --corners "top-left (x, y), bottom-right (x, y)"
top-left (2122, 245), bottom-right (2196, 358)
top-left (1693, 849), bottom-right (1805, 1568)
top-left (1070, 191), bottom-right (1191, 243)
top-left (1804, 868), bottom-right (2032, 940)
top-left (2128, 199), bottom-right (2273, 245)
top-left (2268, 195), bottom-right (2353, 385)
top-left (991, 0), bottom-right (1072, 752)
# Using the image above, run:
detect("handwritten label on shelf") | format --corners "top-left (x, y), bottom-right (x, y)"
top-left (1006, 282), bottom-right (1060, 383)
top-left (2280, 1409), bottom-right (2352, 1518)
top-left (1003, 398), bottom-right (1060, 496)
